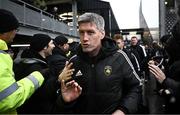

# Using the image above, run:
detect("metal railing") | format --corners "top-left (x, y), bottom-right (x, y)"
top-left (0, 0), bottom-right (77, 36)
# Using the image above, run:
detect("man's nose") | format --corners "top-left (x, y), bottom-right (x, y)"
top-left (82, 33), bottom-right (89, 41)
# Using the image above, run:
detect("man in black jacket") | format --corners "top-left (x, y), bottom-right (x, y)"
top-left (149, 20), bottom-right (180, 114)
top-left (129, 36), bottom-right (147, 76)
top-left (47, 34), bottom-right (69, 77)
top-left (55, 12), bottom-right (141, 114)
top-left (14, 33), bottom-right (58, 114)
top-left (113, 34), bottom-right (141, 77)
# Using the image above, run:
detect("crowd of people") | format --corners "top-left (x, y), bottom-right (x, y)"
top-left (1, 8), bottom-right (180, 114)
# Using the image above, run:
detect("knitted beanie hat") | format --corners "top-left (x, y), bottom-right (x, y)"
top-left (30, 34), bottom-right (52, 52)
top-left (0, 9), bottom-right (19, 33)
top-left (54, 34), bottom-right (68, 46)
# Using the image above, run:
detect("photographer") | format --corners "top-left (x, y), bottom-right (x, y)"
top-left (148, 21), bottom-right (180, 114)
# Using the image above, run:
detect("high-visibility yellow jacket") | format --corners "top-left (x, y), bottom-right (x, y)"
top-left (0, 39), bottom-right (44, 114)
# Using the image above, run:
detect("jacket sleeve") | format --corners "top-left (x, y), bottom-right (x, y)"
top-left (118, 50), bottom-right (142, 113)
top-left (161, 62), bottom-right (180, 97)
top-left (162, 77), bottom-right (180, 97)
top-left (53, 93), bottom-right (76, 113)
top-left (0, 52), bottom-right (44, 113)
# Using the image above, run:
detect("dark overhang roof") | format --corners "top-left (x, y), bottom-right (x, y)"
top-left (46, 0), bottom-right (120, 35)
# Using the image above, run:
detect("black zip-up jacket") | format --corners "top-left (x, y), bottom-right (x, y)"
top-left (161, 60), bottom-right (180, 113)
top-left (54, 38), bottom-right (141, 114)
top-left (47, 47), bottom-right (69, 77)
top-left (129, 45), bottom-right (147, 74)
top-left (14, 49), bottom-right (59, 114)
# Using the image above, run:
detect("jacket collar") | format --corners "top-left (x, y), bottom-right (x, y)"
top-left (0, 39), bottom-right (8, 50)
top-left (52, 47), bottom-right (67, 57)
top-left (21, 49), bottom-right (47, 63)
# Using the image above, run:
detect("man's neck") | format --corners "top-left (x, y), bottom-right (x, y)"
top-left (88, 46), bottom-right (101, 57)
top-left (39, 51), bottom-right (46, 59)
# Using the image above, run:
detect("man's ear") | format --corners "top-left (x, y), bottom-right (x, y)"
top-left (100, 30), bottom-right (105, 40)
top-left (43, 46), bottom-right (47, 50)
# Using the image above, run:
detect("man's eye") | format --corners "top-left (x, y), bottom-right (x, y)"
top-left (79, 31), bottom-right (84, 35)
top-left (87, 31), bottom-right (94, 35)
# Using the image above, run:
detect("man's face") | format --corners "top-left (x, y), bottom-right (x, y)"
top-left (62, 43), bottom-right (69, 53)
top-left (79, 22), bottom-right (105, 56)
top-left (45, 40), bottom-right (55, 57)
top-left (131, 37), bottom-right (138, 46)
top-left (115, 39), bottom-right (124, 49)
top-left (1, 29), bottom-right (17, 43)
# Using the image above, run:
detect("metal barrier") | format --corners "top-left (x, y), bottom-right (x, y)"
top-left (0, 0), bottom-right (77, 36)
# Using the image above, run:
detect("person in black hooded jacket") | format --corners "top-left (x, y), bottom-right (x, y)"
top-left (13, 33), bottom-right (59, 114)
top-left (148, 20), bottom-right (180, 114)
top-left (113, 34), bottom-right (141, 77)
top-left (53, 12), bottom-right (142, 114)
top-left (47, 34), bottom-right (70, 78)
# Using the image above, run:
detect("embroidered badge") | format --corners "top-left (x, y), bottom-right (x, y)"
top-left (104, 66), bottom-right (112, 77)
top-left (75, 70), bottom-right (83, 76)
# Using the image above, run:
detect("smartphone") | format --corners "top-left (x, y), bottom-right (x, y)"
top-left (152, 55), bottom-right (164, 67)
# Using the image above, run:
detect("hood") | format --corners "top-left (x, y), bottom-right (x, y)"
top-left (21, 49), bottom-right (47, 63)
top-left (52, 46), bottom-right (66, 57)
top-left (77, 37), bottom-right (119, 63)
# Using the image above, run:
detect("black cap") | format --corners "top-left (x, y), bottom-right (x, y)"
top-left (54, 35), bottom-right (68, 46)
top-left (30, 34), bottom-right (52, 52)
top-left (0, 9), bottom-right (19, 33)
